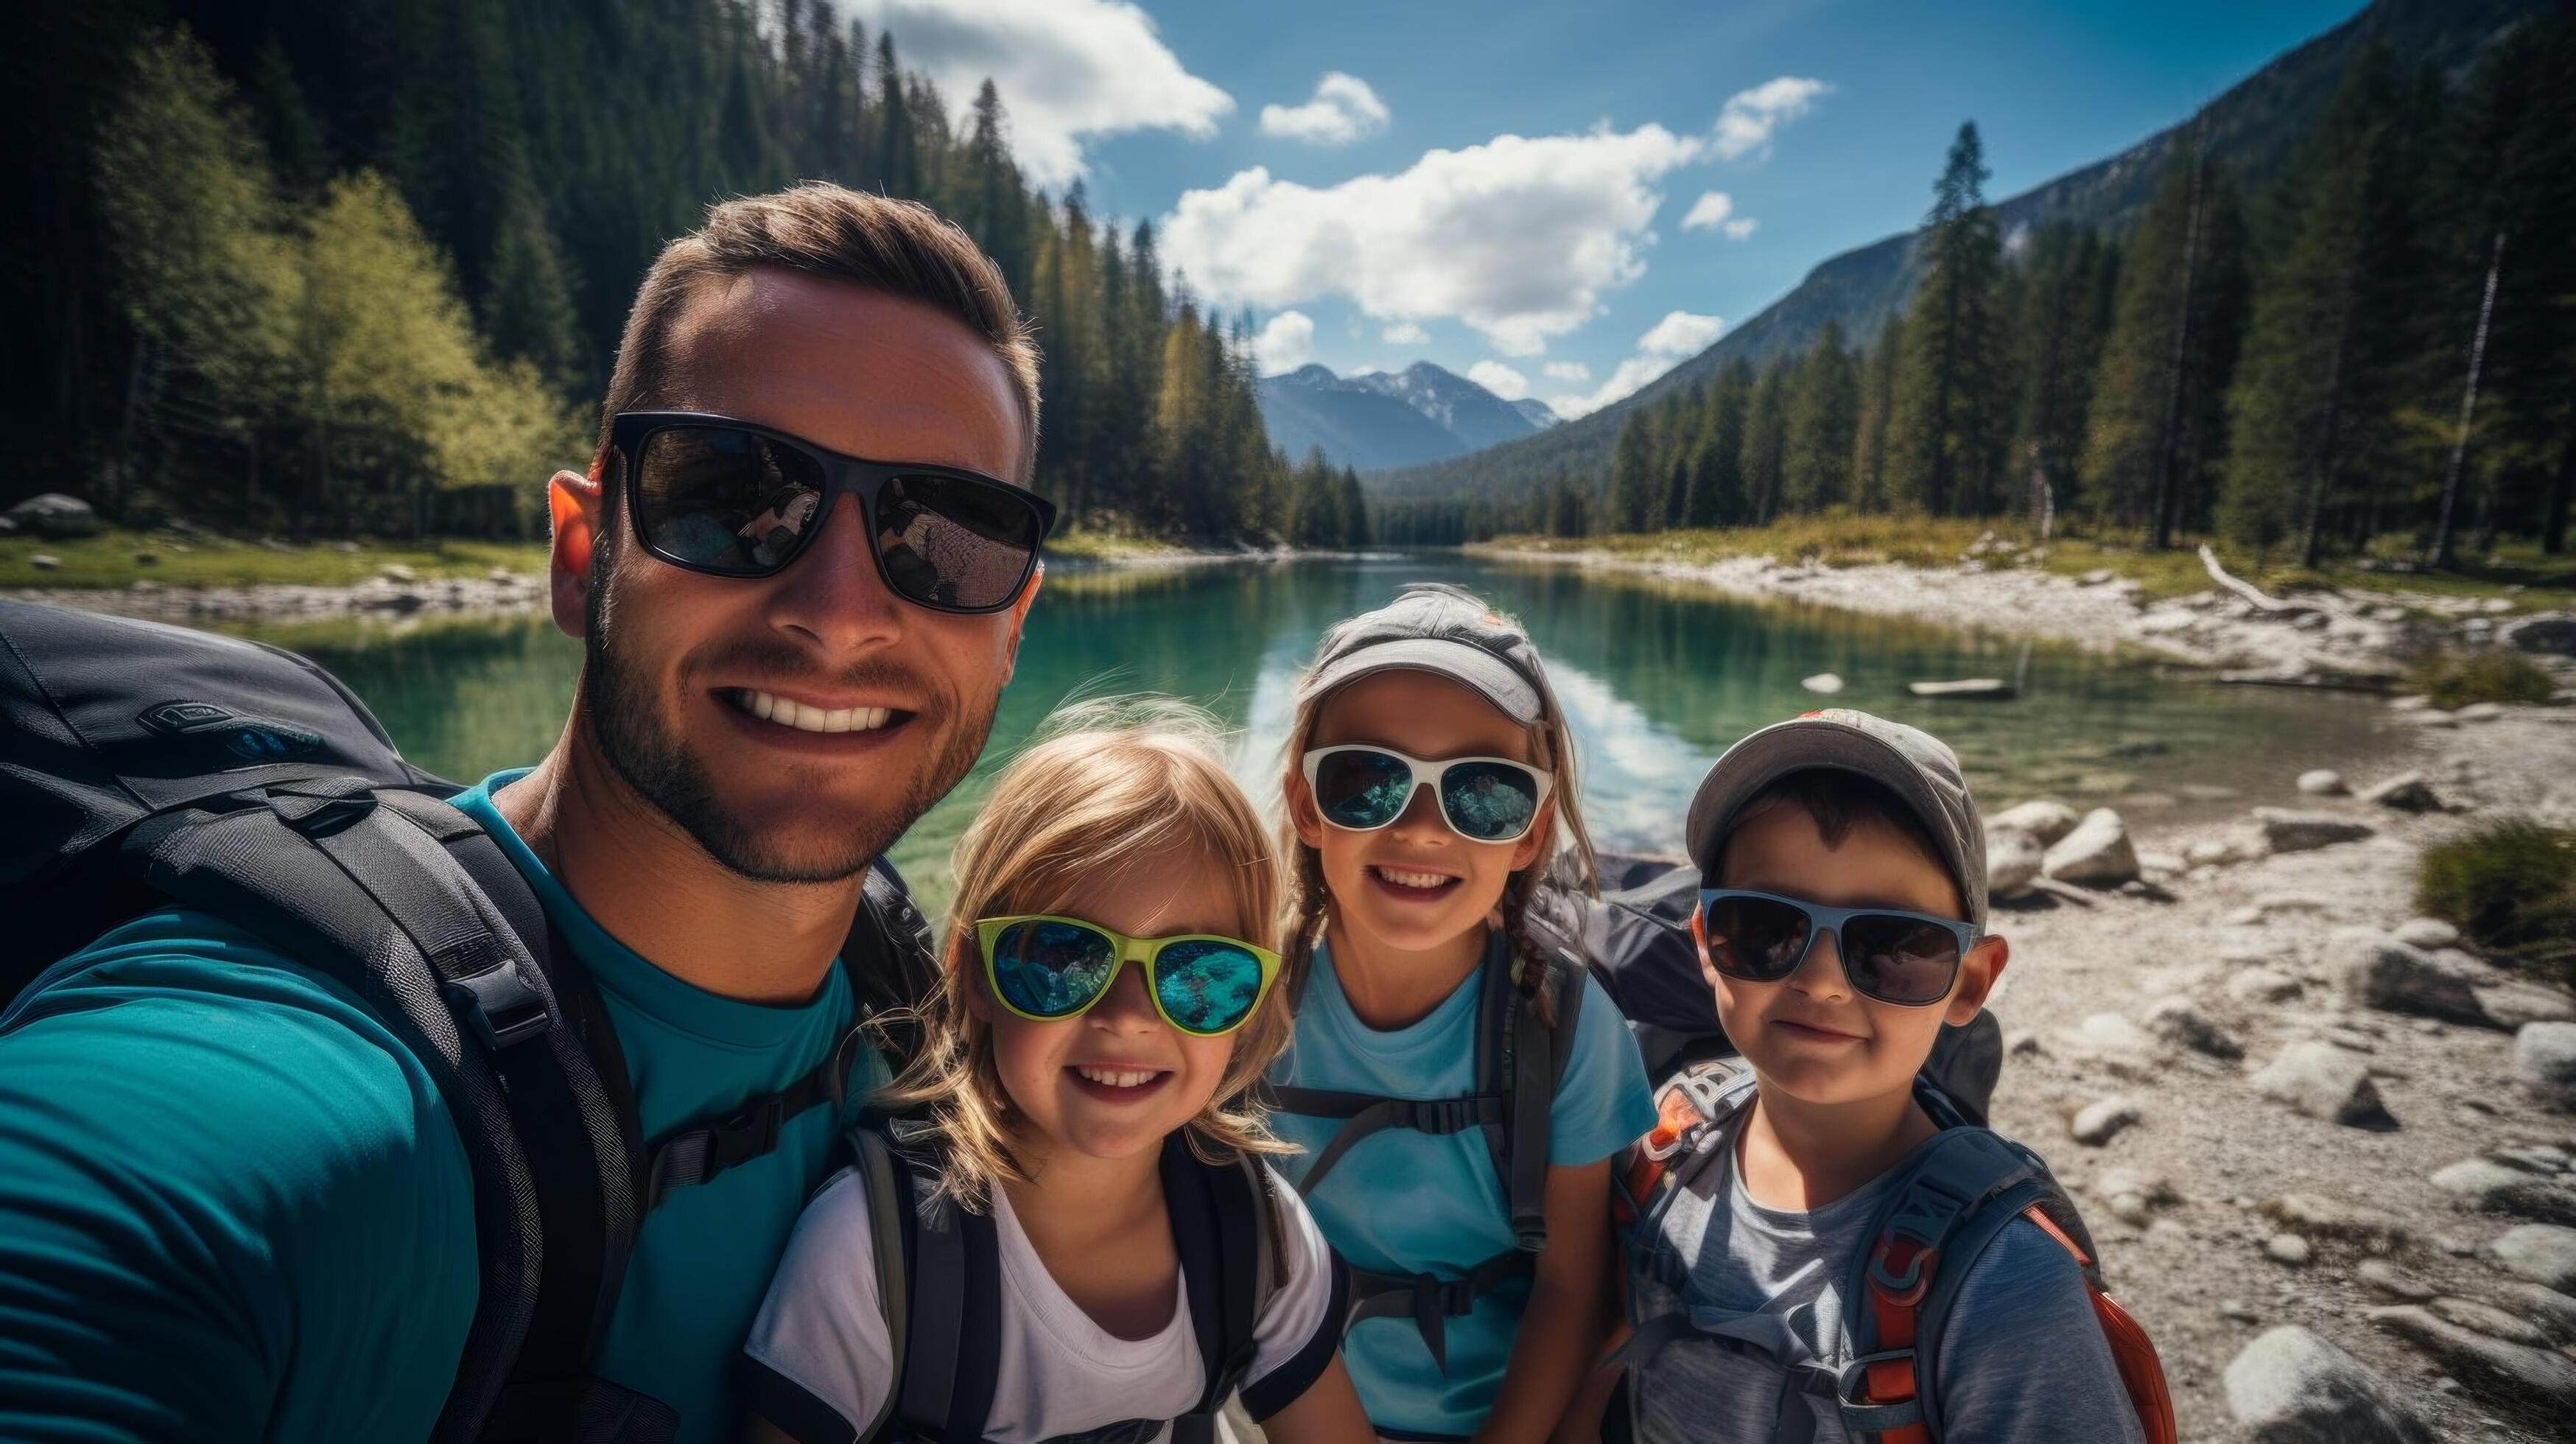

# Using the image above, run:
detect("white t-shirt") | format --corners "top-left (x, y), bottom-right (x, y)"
top-left (742, 1159), bottom-right (1347, 1443)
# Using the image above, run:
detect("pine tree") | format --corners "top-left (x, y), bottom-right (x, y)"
top-left (1850, 326), bottom-right (1899, 512)
top-left (1741, 362), bottom-right (1791, 522)
top-left (1887, 122), bottom-right (2008, 516)
top-left (1783, 319), bottom-right (1861, 512)
top-left (1685, 359), bottom-right (1753, 525)
top-left (1609, 411), bottom-right (1656, 532)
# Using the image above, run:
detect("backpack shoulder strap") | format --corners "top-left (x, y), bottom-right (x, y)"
top-left (838, 1121), bottom-right (916, 1443)
top-left (1613, 1056), bottom-right (1755, 1232)
top-left (1164, 1138), bottom-right (1265, 1444)
top-left (1499, 937), bottom-right (1586, 1251)
top-left (891, 1140), bottom-right (1000, 1443)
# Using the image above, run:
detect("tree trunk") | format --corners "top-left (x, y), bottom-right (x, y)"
top-left (2544, 424), bottom-right (2572, 555)
top-left (2432, 230), bottom-right (2505, 569)
top-left (2149, 132), bottom-right (2207, 552)
top-left (2298, 320), bottom-right (2351, 570)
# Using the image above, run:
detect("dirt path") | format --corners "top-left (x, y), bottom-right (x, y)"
top-left (1982, 705), bottom-right (2576, 1441)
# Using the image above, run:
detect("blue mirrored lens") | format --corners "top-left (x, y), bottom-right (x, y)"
top-left (990, 920), bottom-right (1117, 1017)
top-left (1152, 940), bottom-right (1266, 1034)
top-left (1313, 749), bottom-right (1415, 830)
top-left (1439, 760), bottom-right (1541, 841)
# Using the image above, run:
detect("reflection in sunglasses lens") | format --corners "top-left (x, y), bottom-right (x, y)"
top-left (874, 474), bottom-right (1043, 610)
top-left (1844, 916), bottom-right (1963, 1006)
top-left (1154, 940), bottom-right (1266, 1034)
top-left (992, 920), bottom-right (1117, 1017)
top-left (1439, 760), bottom-right (1540, 841)
top-left (1704, 895), bottom-right (1812, 981)
top-left (637, 428), bottom-right (829, 575)
top-left (1314, 749), bottom-right (1414, 830)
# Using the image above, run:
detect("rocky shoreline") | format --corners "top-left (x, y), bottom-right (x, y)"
top-left (1976, 703), bottom-right (2576, 1441)
top-left (1472, 541), bottom-right (2576, 685)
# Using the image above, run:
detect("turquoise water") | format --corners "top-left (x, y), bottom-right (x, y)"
top-left (242, 553), bottom-right (2395, 919)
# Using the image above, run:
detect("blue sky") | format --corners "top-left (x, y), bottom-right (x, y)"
top-left (854, 0), bottom-right (2365, 418)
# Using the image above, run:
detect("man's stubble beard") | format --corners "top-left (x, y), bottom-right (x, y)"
top-left (578, 559), bottom-right (1000, 885)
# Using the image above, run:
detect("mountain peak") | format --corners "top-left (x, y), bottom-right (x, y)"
top-left (1257, 358), bottom-right (1543, 471)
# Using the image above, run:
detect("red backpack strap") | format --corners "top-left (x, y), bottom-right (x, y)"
top-left (1612, 1056), bottom-right (1755, 1228)
top-left (2020, 1205), bottom-right (2179, 1444)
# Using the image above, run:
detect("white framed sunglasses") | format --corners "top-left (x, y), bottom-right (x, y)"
top-left (1300, 744), bottom-right (1556, 844)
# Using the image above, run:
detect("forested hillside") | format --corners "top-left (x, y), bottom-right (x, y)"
top-left (1375, 3), bottom-right (2575, 573)
top-left (1370, 0), bottom-right (2558, 533)
top-left (3, 1), bottom-right (1336, 545)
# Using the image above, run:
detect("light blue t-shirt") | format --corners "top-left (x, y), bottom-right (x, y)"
top-left (0, 769), bottom-right (874, 1443)
top-left (1267, 938), bottom-right (1656, 1437)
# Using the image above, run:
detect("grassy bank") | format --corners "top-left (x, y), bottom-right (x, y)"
top-left (1, 528), bottom-right (548, 590)
top-left (1482, 517), bottom-right (2576, 610)
top-left (1039, 530), bottom-right (1203, 563)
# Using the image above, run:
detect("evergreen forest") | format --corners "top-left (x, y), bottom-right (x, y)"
top-left (1375, 18), bottom-right (2576, 570)
top-left (4, 1), bottom-right (1366, 547)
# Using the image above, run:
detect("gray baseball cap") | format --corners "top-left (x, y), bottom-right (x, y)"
top-left (1685, 709), bottom-right (1990, 925)
top-left (1294, 583), bottom-right (1549, 724)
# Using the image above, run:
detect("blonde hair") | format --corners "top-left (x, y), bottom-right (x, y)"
top-left (881, 698), bottom-right (1292, 1208)
top-left (1277, 594), bottom-right (1598, 1023)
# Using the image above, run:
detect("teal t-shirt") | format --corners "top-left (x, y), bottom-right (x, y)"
top-left (1266, 938), bottom-right (1656, 1437)
top-left (0, 769), bottom-right (873, 1443)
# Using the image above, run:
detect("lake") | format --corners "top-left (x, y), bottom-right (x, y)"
top-left (235, 553), bottom-right (2398, 919)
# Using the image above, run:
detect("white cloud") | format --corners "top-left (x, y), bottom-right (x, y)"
top-left (1722, 217), bottom-right (1758, 240)
top-left (1543, 360), bottom-right (1592, 382)
top-left (1258, 71), bottom-right (1391, 145)
top-left (849, 0), bottom-right (1232, 186)
top-left (1380, 320), bottom-right (1429, 345)
top-left (1163, 125), bottom-right (1705, 357)
top-left (1544, 311), bottom-right (1725, 418)
top-left (1712, 76), bottom-right (1828, 161)
top-left (1680, 191), bottom-right (1734, 231)
top-left (1639, 309), bottom-right (1726, 357)
top-left (1254, 310), bottom-right (1316, 373)
top-left (1467, 360), bottom-right (1531, 399)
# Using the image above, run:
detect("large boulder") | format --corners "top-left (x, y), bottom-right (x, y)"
top-left (2429, 1158), bottom-right (2576, 1224)
top-left (2042, 807), bottom-right (2138, 886)
top-left (2366, 1305), bottom-right (2576, 1415)
top-left (2482, 981), bottom-right (2576, 1030)
top-left (2335, 929), bottom-right (2486, 1026)
top-left (2519, 1021), bottom-right (2576, 1110)
top-left (2139, 993), bottom-right (2242, 1059)
top-left (1988, 799), bottom-right (2080, 846)
top-left (2357, 772), bottom-right (2440, 813)
top-left (2253, 1042), bottom-right (2393, 1126)
top-left (1985, 827), bottom-right (2043, 900)
top-left (2222, 1325), bottom-right (2433, 1443)
top-left (2486, 1224), bottom-right (2576, 1291)
top-left (2497, 611), bottom-right (2576, 657)
top-left (2256, 807), bottom-right (2375, 853)
top-left (4, 491), bottom-right (99, 539)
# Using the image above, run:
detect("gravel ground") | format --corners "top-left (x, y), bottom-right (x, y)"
top-left (1982, 704), bottom-right (2576, 1442)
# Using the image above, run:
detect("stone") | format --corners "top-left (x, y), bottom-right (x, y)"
top-left (2004, 1028), bottom-right (2040, 1057)
top-left (1989, 799), bottom-right (2080, 847)
top-left (2388, 694), bottom-right (2432, 710)
top-left (2068, 1012), bottom-right (2159, 1057)
top-left (2486, 1224), bottom-right (2576, 1291)
top-left (28, 553), bottom-right (60, 570)
top-left (2267, 1233), bottom-right (2312, 1265)
top-left (2140, 993), bottom-right (2242, 1059)
top-left (2482, 983), bottom-right (2576, 1030)
top-left (2500, 1280), bottom-right (2576, 1343)
top-left (4, 491), bottom-right (100, 538)
top-left (2497, 611), bottom-right (2576, 656)
top-left (2427, 1296), bottom-right (2549, 1347)
top-left (2494, 1143), bottom-right (2569, 1174)
top-left (2223, 1325), bottom-right (2433, 1443)
top-left (2296, 768), bottom-right (2345, 796)
top-left (2365, 1304), bottom-right (2576, 1414)
top-left (2335, 930), bottom-right (2486, 1026)
top-left (2253, 1044), bottom-right (2394, 1128)
top-left (2256, 807), bottom-right (2376, 852)
top-left (2407, 709), bottom-right (2459, 729)
top-left (2080, 567), bottom-right (2117, 585)
top-left (2228, 967), bottom-right (2304, 1003)
top-left (1800, 672), bottom-right (1844, 694)
top-left (2454, 701), bottom-right (2505, 723)
top-left (2433, 1160), bottom-right (2576, 1224)
top-left (1985, 827), bottom-right (2043, 900)
top-left (2519, 1023), bottom-right (2576, 1109)
top-left (2187, 838), bottom-right (2236, 867)
top-left (2042, 807), bottom-right (2139, 886)
top-left (2071, 1096), bottom-right (2142, 1146)
top-left (2138, 849), bottom-right (2186, 876)
top-left (379, 564), bottom-right (417, 583)
top-left (2356, 1259), bottom-right (2434, 1301)
top-left (2222, 1298), bottom-right (2261, 1323)
top-left (2390, 918), bottom-right (2460, 950)
top-left (2357, 772), bottom-right (2440, 813)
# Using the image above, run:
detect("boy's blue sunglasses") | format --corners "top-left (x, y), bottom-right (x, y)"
top-left (1694, 889), bottom-right (1981, 1007)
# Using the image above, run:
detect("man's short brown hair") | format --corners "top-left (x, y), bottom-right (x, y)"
top-left (594, 183), bottom-right (1042, 480)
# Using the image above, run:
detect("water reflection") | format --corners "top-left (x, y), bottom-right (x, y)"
top-left (242, 555), bottom-right (2397, 921)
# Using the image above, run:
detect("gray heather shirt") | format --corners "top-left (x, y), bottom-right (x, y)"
top-left (1627, 1115), bottom-right (2146, 1443)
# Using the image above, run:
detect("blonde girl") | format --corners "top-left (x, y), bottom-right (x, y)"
top-left (743, 701), bottom-right (1370, 1443)
top-left (1266, 585), bottom-right (1655, 1441)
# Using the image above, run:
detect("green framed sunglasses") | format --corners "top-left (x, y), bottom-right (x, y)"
top-left (975, 915), bottom-right (1284, 1037)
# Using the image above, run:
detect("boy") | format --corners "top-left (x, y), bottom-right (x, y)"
top-left (1596, 709), bottom-right (2160, 1443)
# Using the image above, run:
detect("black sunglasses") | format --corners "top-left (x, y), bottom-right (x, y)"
top-left (608, 412), bottom-right (1058, 614)
top-left (1694, 889), bottom-right (1981, 1007)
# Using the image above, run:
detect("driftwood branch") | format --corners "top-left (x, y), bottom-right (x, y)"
top-left (2198, 544), bottom-right (2305, 614)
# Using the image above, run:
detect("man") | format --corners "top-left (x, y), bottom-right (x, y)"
top-left (0, 185), bottom-right (1050, 1440)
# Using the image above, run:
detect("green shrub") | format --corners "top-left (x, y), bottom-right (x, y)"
top-left (2416, 819), bottom-right (2576, 989)
top-left (2408, 649), bottom-right (2558, 709)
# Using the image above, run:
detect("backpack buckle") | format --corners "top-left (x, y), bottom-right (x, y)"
top-left (443, 958), bottom-right (552, 1049)
top-left (264, 778), bottom-right (380, 837)
top-left (1410, 1097), bottom-right (1485, 1135)
top-left (709, 1094), bottom-right (785, 1172)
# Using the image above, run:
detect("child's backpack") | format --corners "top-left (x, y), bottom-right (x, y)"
top-left (0, 599), bottom-right (939, 1443)
top-left (1262, 921), bottom-right (1586, 1370)
top-left (818, 1118), bottom-right (1288, 1442)
top-left (1608, 1056), bottom-right (2176, 1444)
